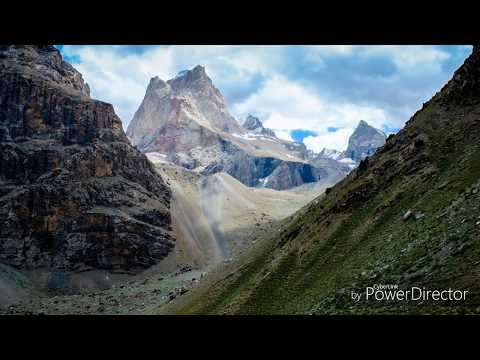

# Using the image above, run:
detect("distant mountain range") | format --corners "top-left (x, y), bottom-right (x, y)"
top-left (127, 66), bottom-right (386, 190)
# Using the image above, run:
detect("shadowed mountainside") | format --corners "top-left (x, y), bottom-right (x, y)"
top-left (0, 45), bottom-right (174, 276)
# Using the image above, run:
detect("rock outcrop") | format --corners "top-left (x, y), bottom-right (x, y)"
top-left (0, 45), bottom-right (174, 273)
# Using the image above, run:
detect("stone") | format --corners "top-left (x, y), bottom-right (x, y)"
top-left (415, 213), bottom-right (425, 220)
top-left (403, 210), bottom-right (413, 221)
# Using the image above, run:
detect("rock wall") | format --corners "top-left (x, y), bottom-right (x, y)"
top-left (0, 45), bottom-right (174, 273)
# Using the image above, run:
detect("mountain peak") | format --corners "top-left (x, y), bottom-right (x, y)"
top-left (128, 63), bottom-right (242, 148)
top-left (243, 114), bottom-right (263, 130)
top-left (192, 64), bottom-right (206, 75)
top-left (167, 65), bottom-right (211, 90)
top-left (242, 114), bottom-right (277, 138)
top-left (345, 121), bottom-right (386, 162)
top-left (355, 120), bottom-right (385, 136)
top-left (148, 76), bottom-right (167, 87)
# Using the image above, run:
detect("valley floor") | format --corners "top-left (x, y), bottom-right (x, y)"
top-left (1, 267), bottom-right (204, 315)
top-left (0, 165), bottom-right (338, 315)
top-left (0, 218), bottom-right (280, 315)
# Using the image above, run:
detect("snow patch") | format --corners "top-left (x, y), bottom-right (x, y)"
top-left (231, 132), bottom-right (277, 142)
top-left (338, 157), bottom-right (357, 169)
top-left (145, 152), bottom-right (170, 164)
top-left (339, 157), bottom-right (356, 164)
top-left (258, 175), bottom-right (271, 187)
top-left (319, 148), bottom-right (343, 160)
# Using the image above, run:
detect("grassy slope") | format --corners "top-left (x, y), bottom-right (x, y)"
top-left (160, 46), bottom-right (480, 315)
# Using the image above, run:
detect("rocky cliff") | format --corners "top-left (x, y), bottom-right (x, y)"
top-left (0, 45), bottom-right (174, 274)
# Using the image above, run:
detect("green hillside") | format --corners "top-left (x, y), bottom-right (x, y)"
top-left (160, 45), bottom-right (480, 315)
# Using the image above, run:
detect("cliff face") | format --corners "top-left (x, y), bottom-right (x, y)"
top-left (0, 45), bottom-right (174, 273)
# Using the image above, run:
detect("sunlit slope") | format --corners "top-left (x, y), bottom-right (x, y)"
top-left (152, 161), bottom-right (330, 268)
top-left (163, 46), bottom-right (480, 315)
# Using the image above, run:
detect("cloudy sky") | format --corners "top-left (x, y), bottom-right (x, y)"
top-left (57, 45), bottom-right (471, 152)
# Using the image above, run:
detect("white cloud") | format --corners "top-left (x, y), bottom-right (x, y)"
top-left (273, 129), bottom-right (294, 142)
top-left (60, 45), bottom-right (467, 151)
top-left (63, 45), bottom-right (176, 124)
top-left (359, 45), bottom-right (450, 73)
top-left (303, 128), bottom-right (354, 152)
top-left (302, 45), bottom-right (450, 72)
top-left (232, 74), bottom-right (387, 151)
top-left (62, 45), bottom-right (288, 125)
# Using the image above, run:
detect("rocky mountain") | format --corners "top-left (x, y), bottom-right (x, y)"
top-left (305, 121), bottom-right (386, 176)
top-left (314, 121), bottom-right (386, 166)
top-left (344, 120), bottom-right (387, 162)
top-left (316, 148), bottom-right (343, 160)
top-left (242, 114), bottom-right (277, 138)
top-left (127, 66), bottom-right (344, 190)
top-left (0, 45), bottom-right (174, 276)
top-left (127, 65), bottom-right (242, 153)
top-left (165, 46), bottom-right (480, 315)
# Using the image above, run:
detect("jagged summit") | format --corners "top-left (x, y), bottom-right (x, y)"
top-left (344, 120), bottom-right (386, 162)
top-left (148, 76), bottom-right (167, 87)
top-left (167, 65), bottom-right (213, 91)
top-left (242, 114), bottom-right (277, 137)
top-left (243, 114), bottom-right (263, 129)
top-left (146, 65), bottom-right (212, 93)
top-left (311, 121), bottom-right (385, 167)
top-left (128, 64), bottom-right (240, 146)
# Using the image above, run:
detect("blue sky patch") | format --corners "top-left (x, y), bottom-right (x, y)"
top-left (291, 129), bottom-right (317, 142)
